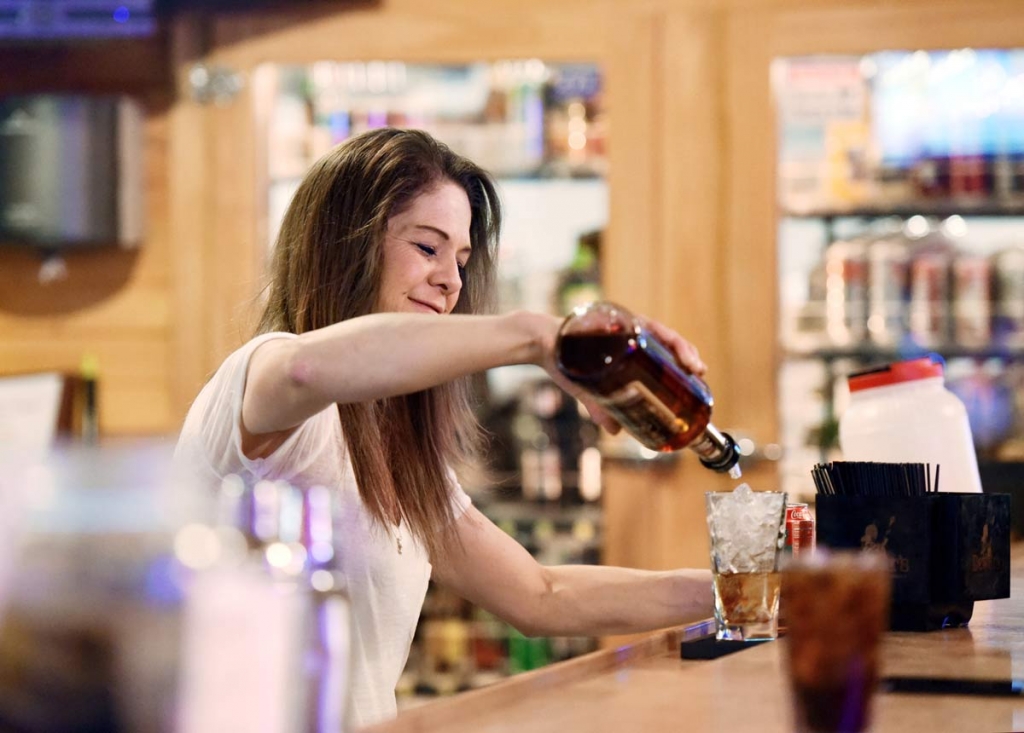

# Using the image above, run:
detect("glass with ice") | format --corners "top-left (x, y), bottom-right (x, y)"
top-left (705, 484), bottom-right (787, 641)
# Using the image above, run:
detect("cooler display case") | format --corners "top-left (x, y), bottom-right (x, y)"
top-left (773, 50), bottom-right (1024, 502)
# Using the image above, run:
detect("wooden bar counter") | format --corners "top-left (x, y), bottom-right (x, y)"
top-left (365, 547), bottom-right (1024, 733)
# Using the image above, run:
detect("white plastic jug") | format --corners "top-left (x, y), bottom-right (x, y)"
top-left (838, 356), bottom-right (982, 493)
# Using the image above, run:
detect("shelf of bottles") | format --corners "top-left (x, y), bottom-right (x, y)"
top-left (774, 50), bottom-right (1024, 502)
top-left (257, 58), bottom-right (610, 705)
top-left (262, 60), bottom-right (607, 253)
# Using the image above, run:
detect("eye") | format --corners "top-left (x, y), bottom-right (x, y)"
top-left (415, 243), bottom-right (437, 257)
top-left (457, 262), bottom-right (467, 282)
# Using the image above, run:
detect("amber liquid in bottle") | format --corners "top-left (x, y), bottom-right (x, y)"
top-left (557, 332), bottom-right (713, 450)
top-left (556, 302), bottom-right (741, 476)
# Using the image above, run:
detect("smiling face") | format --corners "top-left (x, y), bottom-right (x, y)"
top-left (376, 180), bottom-right (473, 316)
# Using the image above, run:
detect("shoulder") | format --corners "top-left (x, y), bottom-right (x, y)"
top-left (176, 332), bottom-right (299, 451)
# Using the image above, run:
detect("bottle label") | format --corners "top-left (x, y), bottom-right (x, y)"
top-left (603, 380), bottom-right (687, 449)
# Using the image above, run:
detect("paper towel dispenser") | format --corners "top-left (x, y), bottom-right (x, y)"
top-left (0, 95), bottom-right (144, 249)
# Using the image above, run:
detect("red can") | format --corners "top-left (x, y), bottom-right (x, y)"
top-left (785, 503), bottom-right (816, 556)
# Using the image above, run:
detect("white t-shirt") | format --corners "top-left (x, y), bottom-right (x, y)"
top-left (173, 332), bottom-right (472, 728)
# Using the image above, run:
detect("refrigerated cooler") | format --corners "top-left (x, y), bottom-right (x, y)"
top-left (773, 50), bottom-right (1024, 503)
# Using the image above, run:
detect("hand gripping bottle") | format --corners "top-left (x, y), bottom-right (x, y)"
top-left (555, 301), bottom-right (742, 477)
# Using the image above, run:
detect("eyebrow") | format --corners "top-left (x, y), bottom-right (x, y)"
top-left (413, 224), bottom-right (449, 240)
top-left (413, 224), bottom-right (472, 254)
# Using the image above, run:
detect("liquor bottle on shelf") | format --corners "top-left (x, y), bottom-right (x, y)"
top-left (555, 301), bottom-right (741, 477)
top-left (555, 228), bottom-right (602, 317)
top-left (77, 353), bottom-right (99, 444)
top-left (515, 381), bottom-right (564, 502)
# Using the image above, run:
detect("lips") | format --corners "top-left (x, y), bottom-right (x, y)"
top-left (410, 299), bottom-right (443, 314)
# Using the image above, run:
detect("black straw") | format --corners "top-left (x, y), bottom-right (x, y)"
top-left (811, 461), bottom-right (936, 498)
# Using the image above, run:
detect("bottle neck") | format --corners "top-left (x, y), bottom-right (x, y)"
top-left (690, 424), bottom-right (741, 477)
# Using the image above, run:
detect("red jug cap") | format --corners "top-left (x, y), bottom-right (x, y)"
top-left (848, 356), bottom-right (944, 393)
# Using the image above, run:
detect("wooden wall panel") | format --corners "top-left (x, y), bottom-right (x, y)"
top-left (602, 8), bottom-right (661, 318)
top-left (721, 7), bottom-right (778, 451)
top-left (0, 35), bottom-right (170, 95)
top-left (0, 93), bottom-right (175, 437)
top-left (169, 14), bottom-right (217, 417)
top-left (210, 0), bottom-right (615, 64)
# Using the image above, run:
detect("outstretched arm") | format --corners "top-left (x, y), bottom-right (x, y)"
top-left (244, 310), bottom-right (564, 435)
top-left (431, 505), bottom-right (714, 638)
top-left (241, 309), bottom-right (706, 452)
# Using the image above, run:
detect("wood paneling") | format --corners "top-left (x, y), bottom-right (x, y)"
top-left (0, 35), bottom-right (170, 95)
top-left (602, 7), bottom-right (660, 317)
top-left (0, 89), bottom-right (175, 437)
top-left (721, 6), bottom-right (778, 449)
top-left (210, 1), bottom-right (614, 64)
top-left (168, 14), bottom-right (216, 412)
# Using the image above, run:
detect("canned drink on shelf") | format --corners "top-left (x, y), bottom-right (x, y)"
top-left (993, 246), bottom-right (1024, 349)
top-left (823, 239), bottom-right (868, 347)
top-left (952, 254), bottom-right (992, 348)
top-left (867, 237), bottom-right (910, 347)
top-left (909, 249), bottom-right (951, 348)
top-left (785, 503), bottom-right (815, 556)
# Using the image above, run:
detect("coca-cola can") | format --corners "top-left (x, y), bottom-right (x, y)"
top-left (785, 503), bottom-right (816, 556)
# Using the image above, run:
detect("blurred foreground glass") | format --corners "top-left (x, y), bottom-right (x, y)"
top-left (0, 439), bottom-right (192, 733)
top-left (783, 550), bottom-right (891, 733)
top-left (177, 476), bottom-right (353, 733)
top-left (705, 487), bottom-right (787, 641)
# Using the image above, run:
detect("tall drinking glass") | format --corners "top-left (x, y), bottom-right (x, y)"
top-left (705, 486), bottom-right (787, 641)
top-left (782, 550), bottom-right (891, 733)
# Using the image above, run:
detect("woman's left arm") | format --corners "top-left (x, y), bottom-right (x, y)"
top-left (431, 506), bottom-right (714, 638)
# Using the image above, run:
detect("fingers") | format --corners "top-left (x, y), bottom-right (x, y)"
top-left (581, 401), bottom-right (622, 435)
top-left (548, 368), bottom-right (623, 434)
top-left (645, 319), bottom-right (707, 375)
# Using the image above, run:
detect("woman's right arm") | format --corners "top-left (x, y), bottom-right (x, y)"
top-left (242, 308), bottom-right (705, 445)
top-left (242, 311), bottom-right (566, 436)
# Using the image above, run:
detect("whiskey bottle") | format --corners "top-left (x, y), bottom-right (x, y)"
top-left (555, 301), bottom-right (741, 477)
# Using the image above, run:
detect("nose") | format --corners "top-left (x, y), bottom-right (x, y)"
top-left (431, 254), bottom-right (462, 296)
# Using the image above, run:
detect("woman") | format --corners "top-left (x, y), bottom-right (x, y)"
top-left (174, 128), bottom-right (713, 727)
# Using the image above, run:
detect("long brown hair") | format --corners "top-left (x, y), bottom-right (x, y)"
top-left (256, 128), bottom-right (501, 560)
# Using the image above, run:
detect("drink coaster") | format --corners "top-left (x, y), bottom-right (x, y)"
top-left (680, 634), bottom-right (775, 660)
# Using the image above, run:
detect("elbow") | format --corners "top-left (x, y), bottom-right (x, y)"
top-left (505, 568), bottom-right (557, 638)
top-left (283, 342), bottom-right (318, 391)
